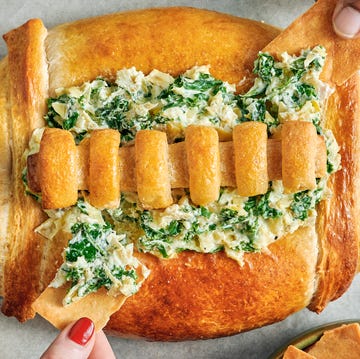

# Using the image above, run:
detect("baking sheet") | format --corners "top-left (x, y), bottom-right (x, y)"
top-left (0, 0), bottom-right (359, 358)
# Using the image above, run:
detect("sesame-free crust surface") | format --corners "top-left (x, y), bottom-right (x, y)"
top-left (0, 2), bottom-right (359, 340)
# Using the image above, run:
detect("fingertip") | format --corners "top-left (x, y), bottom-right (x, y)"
top-left (89, 330), bottom-right (116, 359)
top-left (41, 318), bottom-right (96, 359)
top-left (68, 317), bottom-right (95, 346)
top-left (333, 2), bottom-right (360, 39)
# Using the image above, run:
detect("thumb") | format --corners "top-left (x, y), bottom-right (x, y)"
top-left (41, 317), bottom-right (96, 359)
top-left (333, 0), bottom-right (360, 38)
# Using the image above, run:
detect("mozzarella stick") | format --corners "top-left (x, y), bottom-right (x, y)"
top-left (233, 122), bottom-right (269, 197)
top-left (135, 130), bottom-right (173, 209)
top-left (89, 129), bottom-right (120, 209)
top-left (282, 121), bottom-right (317, 193)
top-left (185, 125), bottom-right (221, 205)
top-left (39, 128), bottom-right (78, 209)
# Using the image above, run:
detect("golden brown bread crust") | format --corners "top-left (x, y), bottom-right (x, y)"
top-left (0, 4), bottom-right (359, 340)
top-left (1, 19), bottom-right (48, 321)
top-left (0, 58), bottom-right (11, 297)
top-left (109, 226), bottom-right (318, 340)
top-left (44, 7), bottom-right (280, 95)
top-left (309, 73), bottom-right (360, 312)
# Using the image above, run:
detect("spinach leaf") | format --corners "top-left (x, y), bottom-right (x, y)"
top-left (95, 96), bottom-right (129, 129)
top-left (289, 57), bottom-right (306, 80)
top-left (138, 211), bottom-right (189, 257)
top-left (291, 83), bottom-right (317, 108)
top-left (159, 88), bottom-right (209, 110)
top-left (244, 191), bottom-right (282, 219)
top-left (290, 191), bottom-right (313, 220)
top-left (45, 94), bottom-right (80, 130)
top-left (290, 52), bottom-right (322, 79)
top-left (44, 98), bottom-right (63, 128)
top-left (183, 220), bottom-right (204, 242)
top-left (74, 131), bottom-right (88, 144)
top-left (234, 239), bottom-right (257, 252)
top-left (76, 199), bottom-right (89, 215)
top-left (219, 208), bottom-right (240, 230)
top-left (167, 220), bottom-right (183, 236)
top-left (70, 222), bottom-right (111, 250)
top-left (63, 111), bottom-right (79, 130)
top-left (175, 72), bottom-right (225, 93)
top-left (236, 97), bottom-right (279, 131)
top-left (158, 72), bottom-right (226, 111)
top-left (81, 267), bottom-right (112, 293)
top-left (218, 190), bottom-right (281, 250)
top-left (218, 207), bottom-right (258, 250)
top-left (64, 267), bottom-right (83, 284)
top-left (112, 266), bottom-right (137, 281)
top-left (66, 222), bottom-right (109, 262)
top-left (253, 53), bottom-right (282, 83)
top-left (59, 221), bottom-right (141, 302)
top-left (327, 160), bottom-right (334, 174)
top-left (200, 206), bottom-right (211, 218)
top-left (65, 237), bottom-right (97, 263)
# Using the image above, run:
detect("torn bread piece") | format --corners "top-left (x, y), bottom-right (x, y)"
top-left (283, 345), bottom-right (316, 359)
top-left (307, 323), bottom-right (360, 359)
top-left (263, 0), bottom-right (360, 86)
top-left (32, 287), bottom-right (126, 331)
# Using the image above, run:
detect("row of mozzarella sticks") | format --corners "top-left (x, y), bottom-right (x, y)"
top-left (27, 121), bottom-right (327, 210)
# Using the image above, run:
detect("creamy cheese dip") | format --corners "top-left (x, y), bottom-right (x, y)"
top-left (26, 45), bottom-right (340, 304)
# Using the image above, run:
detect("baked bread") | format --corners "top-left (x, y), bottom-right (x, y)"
top-left (0, 0), bottom-right (359, 341)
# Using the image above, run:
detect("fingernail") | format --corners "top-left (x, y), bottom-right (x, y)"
top-left (68, 317), bottom-right (95, 346)
top-left (333, 5), bottom-right (360, 38)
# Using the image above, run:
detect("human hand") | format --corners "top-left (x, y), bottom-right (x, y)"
top-left (333, 0), bottom-right (360, 38)
top-left (40, 317), bottom-right (116, 359)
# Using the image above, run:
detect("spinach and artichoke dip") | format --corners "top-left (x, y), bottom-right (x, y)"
top-left (25, 45), bottom-right (340, 305)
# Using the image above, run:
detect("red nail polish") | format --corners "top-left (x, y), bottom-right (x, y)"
top-left (68, 317), bottom-right (95, 346)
